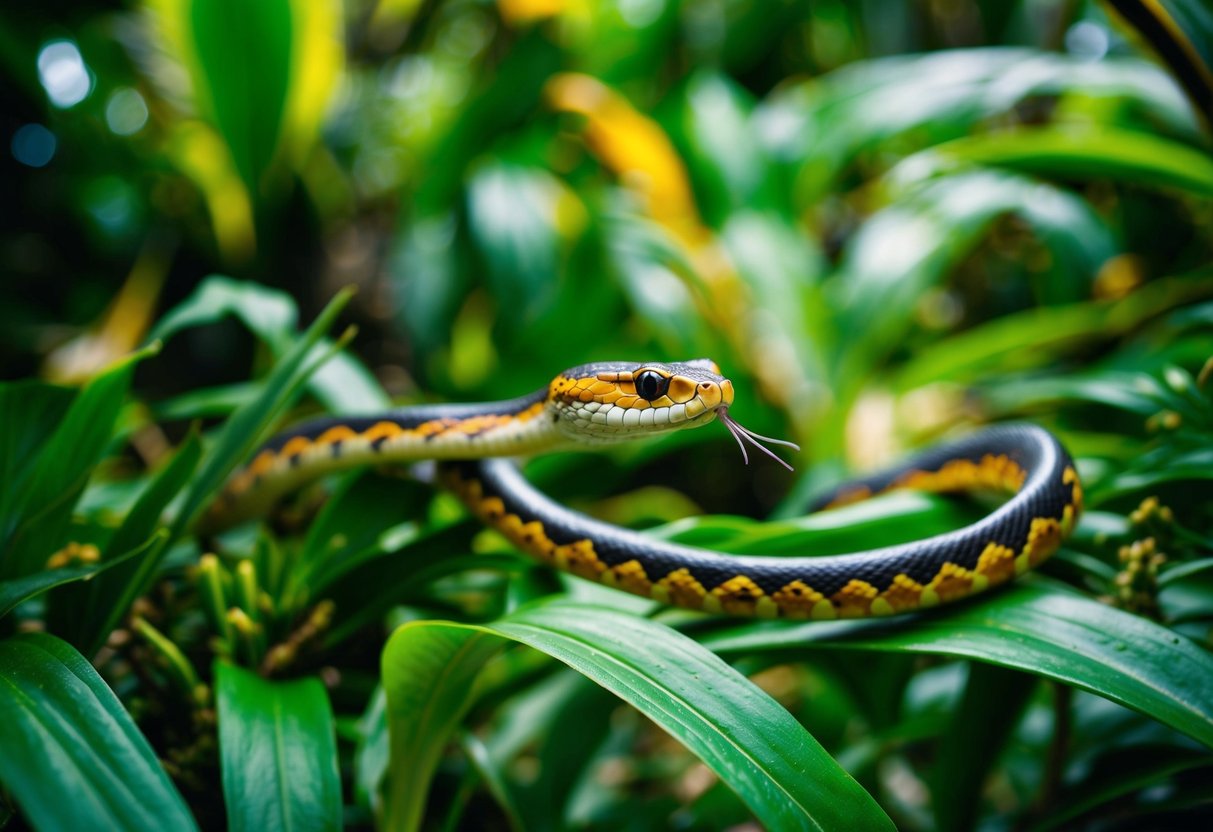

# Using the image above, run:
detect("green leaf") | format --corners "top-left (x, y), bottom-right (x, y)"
top-left (932, 664), bottom-right (1037, 832)
top-left (698, 581), bottom-right (1213, 750)
top-left (189, 0), bottom-right (293, 193)
top-left (295, 471), bottom-right (432, 596)
top-left (907, 127), bottom-right (1213, 198)
top-left (381, 624), bottom-right (503, 832)
top-left (149, 274), bottom-right (297, 348)
top-left (1105, 0), bottom-right (1213, 127)
top-left (175, 287), bottom-right (354, 537)
top-left (153, 382), bottom-right (261, 421)
top-left (481, 671), bottom-right (618, 832)
top-left (63, 432), bottom-right (203, 656)
top-left (354, 687), bottom-right (389, 815)
top-left (320, 520), bottom-right (484, 647)
top-left (305, 347), bottom-right (391, 416)
top-left (0, 632), bottom-right (197, 831)
top-left (0, 381), bottom-right (74, 531)
top-left (150, 276), bottom-right (387, 415)
top-left (893, 274), bottom-right (1213, 392)
top-left (0, 344), bottom-right (157, 580)
top-left (215, 663), bottom-right (341, 832)
top-left (761, 48), bottom-right (1201, 201)
top-left (1028, 743), bottom-right (1213, 832)
top-left (389, 211), bottom-right (468, 355)
top-left (655, 491), bottom-right (983, 557)
top-left (382, 602), bottom-right (893, 832)
top-left (467, 162), bottom-right (564, 320)
top-left (827, 170), bottom-right (1115, 414)
top-left (679, 71), bottom-right (773, 223)
top-left (0, 543), bottom-right (144, 620)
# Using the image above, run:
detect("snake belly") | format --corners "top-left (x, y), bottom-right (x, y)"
top-left (438, 424), bottom-right (1082, 619)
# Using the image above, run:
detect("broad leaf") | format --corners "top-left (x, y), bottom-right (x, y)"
top-left (0, 633), bottom-right (197, 831)
top-left (697, 581), bottom-right (1213, 750)
top-left (382, 602), bottom-right (893, 832)
top-left (215, 663), bottom-right (341, 832)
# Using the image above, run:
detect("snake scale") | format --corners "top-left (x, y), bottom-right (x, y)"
top-left (210, 360), bottom-right (1082, 619)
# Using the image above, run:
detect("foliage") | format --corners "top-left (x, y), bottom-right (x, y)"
top-left (3, 1), bottom-right (1213, 831)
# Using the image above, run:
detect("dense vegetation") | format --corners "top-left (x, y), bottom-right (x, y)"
top-left (2, 1), bottom-right (1212, 829)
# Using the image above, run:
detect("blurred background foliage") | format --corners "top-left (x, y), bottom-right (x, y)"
top-left (3, 0), bottom-right (1213, 830)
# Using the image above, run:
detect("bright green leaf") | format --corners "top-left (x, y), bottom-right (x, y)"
top-left (189, 0), bottom-right (293, 194)
top-left (175, 287), bottom-right (353, 538)
top-left (0, 633), bottom-right (197, 831)
top-left (382, 602), bottom-right (893, 832)
top-left (909, 127), bottom-right (1213, 198)
top-left (215, 663), bottom-right (341, 832)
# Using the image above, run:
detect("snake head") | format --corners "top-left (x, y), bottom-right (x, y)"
top-left (548, 359), bottom-right (734, 443)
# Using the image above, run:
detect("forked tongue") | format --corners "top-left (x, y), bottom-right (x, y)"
top-left (717, 407), bottom-right (800, 472)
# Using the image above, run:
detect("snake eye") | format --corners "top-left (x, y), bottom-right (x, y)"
top-left (634, 370), bottom-right (669, 401)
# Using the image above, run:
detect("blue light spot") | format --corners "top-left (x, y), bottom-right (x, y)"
top-left (12, 123), bottom-right (57, 168)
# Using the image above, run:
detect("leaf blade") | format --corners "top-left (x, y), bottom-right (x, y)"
top-left (215, 663), bottom-right (342, 832)
top-left (698, 582), bottom-right (1213, 750)
top-left (382, 603), bottom-right (893, 832)
top-left (0, 633), bottom-right (197, 831)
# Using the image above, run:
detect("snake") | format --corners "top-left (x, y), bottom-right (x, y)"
top-left (210, 359), bottom-right (1083, 619)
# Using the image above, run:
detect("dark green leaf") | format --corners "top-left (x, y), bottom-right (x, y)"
top-left (296, 471), bottom-right (433, 596)
top-left (699, 581), bottom-right (1213, 750)
top-left (0, 381), bottom-right (74, 535)
top-left (174, 287), bottom-right (353, 537)
top-left (1028, 743), bottom-right (1213, 832)
top-left (320, 520), bottom-right (484, 647)
top-left (0, 345), bottom-right (157, 580)
top-left (932, 664), bottom-right (1037, 832)
top-left (66, 432), bottom-right (203, 656)
top-left (0, 538), bottom-right (151, 620)
top-left (0, 632), bottom-right (197, 831)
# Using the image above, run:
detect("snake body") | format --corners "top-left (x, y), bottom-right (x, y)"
top-left (214, 360), bottom-right (1082, 619)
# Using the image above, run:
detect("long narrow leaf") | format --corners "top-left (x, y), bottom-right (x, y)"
top-left (50, 429), bottom-right (200, 659)
top-left (172, 287), bottom-right (353, 537)
top-left (0, 344), bottom-right (158, 579)
top-left (67, 433), bottom-right (203, 656)
top-left (0, 536), bottom-right (155, 620)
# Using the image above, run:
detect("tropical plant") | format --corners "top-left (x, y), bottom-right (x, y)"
top-left (2, 1), bottom-right (1212, 830)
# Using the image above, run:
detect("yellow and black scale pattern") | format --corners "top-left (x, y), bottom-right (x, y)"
top-left (213, 360), bottom-right (1082, 619)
